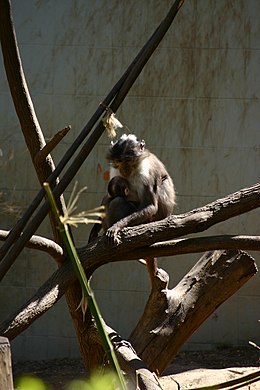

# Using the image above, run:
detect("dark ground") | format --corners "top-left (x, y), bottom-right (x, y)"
top-left (13, 347), bottom-right (260, 389)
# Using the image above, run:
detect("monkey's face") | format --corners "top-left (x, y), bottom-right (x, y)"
top-left (107, 134), bottom-right (145, 177)
top-left (111, 158), bottom-right (139, 178)
top-left (108, 176), bottom-right (129, 197)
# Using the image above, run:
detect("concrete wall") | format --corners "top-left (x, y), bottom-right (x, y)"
top-left (0, 0), bottom-right (259, 360)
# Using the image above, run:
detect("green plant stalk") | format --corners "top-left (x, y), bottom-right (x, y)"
top-left (43, 183), bottom-right (126, 390)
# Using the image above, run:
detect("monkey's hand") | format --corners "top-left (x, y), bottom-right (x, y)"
top-left (106, 224), bottom-right (121, 246)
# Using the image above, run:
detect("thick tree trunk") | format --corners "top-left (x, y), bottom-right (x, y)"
top-left (0, 248), bottom-right (257, 382)
top-left (129, 250), bottom-right (257, 373)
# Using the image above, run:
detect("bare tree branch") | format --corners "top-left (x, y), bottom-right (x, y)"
top-left (0, 183), bottom-right (259, 340)
top-left (132, 235), bottom-right (260, 258)
top-left (105, 182), bottom-right (260, 251)
top-left (1, 249), bottom-right (256, 379)
top-left (129, 250), bottom-right (257, 373)
top-left (34, 126), bottom-right (71, 166)
top-left (0, 230), bottom-right (63, 261)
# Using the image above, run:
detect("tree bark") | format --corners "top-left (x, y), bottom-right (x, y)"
top-left (0, 248), bottom-right (257, 373)
top-left (106, 325), bottom-right (162, 390)
top-left (0, 184), bottom-right (259, 340)
top-left (0, 337), bottom-right (13, 390)
top-left (107, 182), bottom-right (260, 250)
top-left (0, 230), bottom-right (63, 261)
top-left (129, 250), bottom-right (257, 373)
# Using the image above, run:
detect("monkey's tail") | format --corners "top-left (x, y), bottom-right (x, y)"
top-left (138, 258), bottom-right (157, 285)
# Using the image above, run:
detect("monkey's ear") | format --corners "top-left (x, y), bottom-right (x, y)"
top-left (140, 140), bottom-right (145, 150)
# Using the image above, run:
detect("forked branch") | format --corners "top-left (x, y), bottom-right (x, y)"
top-left (0, 183), bottom-right (259, 340)
top-left (129, 250), bottom-right (257, 373)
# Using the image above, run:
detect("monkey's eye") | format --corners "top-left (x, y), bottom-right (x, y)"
top-left (111, 160), bottom-right (121, 168)
top-left (111, 160), bottom-right (122, 167)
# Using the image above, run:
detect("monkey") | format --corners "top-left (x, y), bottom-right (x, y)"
top-left (105, 133), bottom-right (176, 283)
top-left (88, 175), bottom-right (137, 243)
top-left (105, 176), bottom-right (138, 228)
top-left (108, 175), bottom-right (130, 198)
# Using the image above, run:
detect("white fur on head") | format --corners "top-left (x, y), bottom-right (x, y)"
top-left (120, 134), bottom-right (138, 142)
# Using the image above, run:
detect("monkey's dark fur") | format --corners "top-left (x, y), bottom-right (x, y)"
top-left (89, 134), bottom-right (176, 283)
top-left (88, 176), bottom-right (137, 242)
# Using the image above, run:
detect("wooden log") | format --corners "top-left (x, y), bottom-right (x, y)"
top-left (106, 325), bottom-right (162, 390)
top-left (0, 337), bottom-right (13, 390)
top-left (129, 250), bottom-right (257, 374)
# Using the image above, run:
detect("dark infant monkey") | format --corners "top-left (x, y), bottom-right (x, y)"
top-left (88, 175), bottom-right (137, 242)
top-left (89, 134), bottom-right (176, 283)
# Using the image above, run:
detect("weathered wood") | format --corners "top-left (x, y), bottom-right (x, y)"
top-left (0, 337), bottom-right (13, 390)
top-left (34, 126), bottom-right (71, 166)
top-left (129, 250), bottom-right (258, 373)
top-left (108, 182), bottom-right (260, 250)
top-left (0, 248), bottom-right (257, 382)
top-left (0, 190), bottom-right (259, 340)
top-left (1, 232), bottom-right (259, 342)
top-left (83, 324), bottom-right (163, 389)
top-left (0, 230), bottom-right (63, 261)
top-left (132, 234), bottom-right (260, 258)
top-left (107, 326), bottom-right (162, 390)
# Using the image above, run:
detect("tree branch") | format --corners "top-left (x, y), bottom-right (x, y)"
top-left (0, 183), bottom-right (259, 340)
top-left (132, 235), bottom-right (260, 258)
top-left (108, 182), bottom-right (260, 250)
top-left (106, 325), bottom-right (162, 390)
top-left (34, 126), bottom-right (71, 167)
top-left (77, 182), bottom-right (260, 269)
top-left (129, 250), bottom-right (257, 373)
top-left (1, 249), bottom-right (256, 379)
top-left (0, 230), bottom-right (63, 261)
